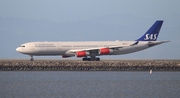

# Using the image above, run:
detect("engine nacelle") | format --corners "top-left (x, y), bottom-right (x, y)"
top-left (76, 51), bottom-right (90, 57)
top-left (99, 48), bottom-right (113, 55)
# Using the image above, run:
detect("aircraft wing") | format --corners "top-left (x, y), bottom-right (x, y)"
top-left (67, 45), bottom-right (128, 53)
top-left (67, 41), bottom-right (141, 53)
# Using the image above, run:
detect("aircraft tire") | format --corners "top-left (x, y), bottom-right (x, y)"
top-left (82, 57), bottom-right (100, 61)
top-left (82, 58), bottom-right (87, 61)
top-left (87, 58), bottom-right (91, 61)
top-left (30, 58), bottom-right (34, 61)
top-left (95, 58), bottom-right (100, 61)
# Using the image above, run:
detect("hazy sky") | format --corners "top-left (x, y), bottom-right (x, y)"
top-left (0, 0), bottom-right (179, 22)
top-left (0, 0), bottom-right (180, 59)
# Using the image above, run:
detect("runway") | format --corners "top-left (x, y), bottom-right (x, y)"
top-left (0, 60), bottom-right (180, 71)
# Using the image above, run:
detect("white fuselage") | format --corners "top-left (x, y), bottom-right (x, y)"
top-left (16, 41), bottom-right (156, 57)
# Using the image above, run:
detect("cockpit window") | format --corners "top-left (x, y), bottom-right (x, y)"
top-left (19, 45), bottom-right (25, 47)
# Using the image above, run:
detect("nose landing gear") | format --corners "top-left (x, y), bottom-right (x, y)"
top-left (30, 55), bottom-right (34, 61)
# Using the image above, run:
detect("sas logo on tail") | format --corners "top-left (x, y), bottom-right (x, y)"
top-left (144, 34), bottom-right (157, 40)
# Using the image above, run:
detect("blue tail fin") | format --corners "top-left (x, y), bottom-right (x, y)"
top-left (136, 20), bottom-right (163, 41)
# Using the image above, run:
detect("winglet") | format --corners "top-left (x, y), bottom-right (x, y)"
top-left (136, 20), bottom-right (163, 41)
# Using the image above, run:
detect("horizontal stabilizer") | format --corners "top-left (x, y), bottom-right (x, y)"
top-left (147, 40), bottom-right (170, 47)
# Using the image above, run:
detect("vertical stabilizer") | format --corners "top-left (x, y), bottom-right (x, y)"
top-left (136, 20), bottom-right (163, 41)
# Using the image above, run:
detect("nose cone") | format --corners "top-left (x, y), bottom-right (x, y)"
top-left (16, 47), bottom-right (21, 52)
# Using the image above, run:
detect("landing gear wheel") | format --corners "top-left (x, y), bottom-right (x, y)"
top-left (30, 55), bottom-right (34, 61)
top-left (82, 58), bottom-right (87, 61)
top-left (82, 57), bottom-right (100, 61)
top-left (95, 58), bottom-right (100, 61)
top-left (87, 58), bottom-right (91, 61)
top-left (82, 57), bottom-right (92, 61)
top-left (30, 58), bottom-right (34, 61)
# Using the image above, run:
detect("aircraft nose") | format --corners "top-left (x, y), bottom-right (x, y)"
top-left (16, 47), bottom-right (21, 52)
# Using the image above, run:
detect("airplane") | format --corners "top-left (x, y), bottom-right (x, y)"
top-left (16, 20), bottom-right (169, 61)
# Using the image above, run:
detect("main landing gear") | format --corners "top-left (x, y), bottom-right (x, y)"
top-left (82, 57), bottom-right (100, 61)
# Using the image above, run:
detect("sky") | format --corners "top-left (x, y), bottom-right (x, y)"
top-left (0, 0), bottom-right (179, 22)
top-left (0, 0), bottom-right (180, 60)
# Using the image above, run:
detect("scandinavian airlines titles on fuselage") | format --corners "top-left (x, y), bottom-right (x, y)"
top-left (35, 43), bottom-right (56, 47)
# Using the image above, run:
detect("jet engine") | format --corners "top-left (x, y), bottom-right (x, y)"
top-left (99, 48), bottom-right (113, 55)
top-left (76, 51), bottom-right (90, 57)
